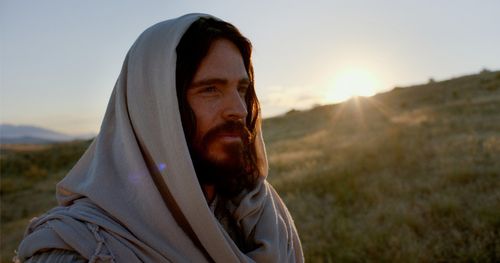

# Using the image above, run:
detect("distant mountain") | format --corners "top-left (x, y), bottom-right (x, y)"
top-left (0, 124), bottom-right (76, 144)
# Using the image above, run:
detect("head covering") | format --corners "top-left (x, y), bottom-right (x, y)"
top-left (16, 13), bottom-right (303, 262)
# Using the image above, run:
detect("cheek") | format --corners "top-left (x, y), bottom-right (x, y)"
top-left (187, 96), bottom-right (222, 141)
top-left (191, 105), bottom-right (215, 140)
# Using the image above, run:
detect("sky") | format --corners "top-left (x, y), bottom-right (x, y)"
top-left (1, 0), bottom-right (500, 135)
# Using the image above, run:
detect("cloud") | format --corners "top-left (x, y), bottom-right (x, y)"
top-left (259, 85), bottom-right (324, 117)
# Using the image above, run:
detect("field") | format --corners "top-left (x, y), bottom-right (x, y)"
top-left (0, 141), bottom-right (92, 262)
top-left (1, 70), bottom-right (500, 262)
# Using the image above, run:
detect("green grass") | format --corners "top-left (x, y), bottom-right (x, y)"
top-left (1, 70), bottom-right (499, 262)
top-left (264, 70), bottom-right (500, 262)
top-left (1, 141), bottom-right (91, 262)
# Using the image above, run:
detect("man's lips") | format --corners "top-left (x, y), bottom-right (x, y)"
top-left (201, 120), bottom-right (251, 146)
top-left (216, 132), bottom-right (243, 141)
top-left (218, 132), bottom-right (241, 137)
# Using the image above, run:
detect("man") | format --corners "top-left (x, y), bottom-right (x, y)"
top-left (16, 13), bottom-right (303, 262)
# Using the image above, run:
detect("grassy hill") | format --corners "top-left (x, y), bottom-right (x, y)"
top-left (1, 70), bottom-right (499, 262)
top-left (0, 140), bottom-right (92, 262)
top-left (263, 70), bottom-right (500, 262)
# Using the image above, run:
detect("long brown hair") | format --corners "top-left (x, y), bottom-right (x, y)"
top-left (176, 17), bottom-right (260, 141)
top-left (176, 17), bottom-right (262, 193)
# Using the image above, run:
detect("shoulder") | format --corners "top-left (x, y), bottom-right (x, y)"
top-left (23, 249), bottom-right (86, 263)
top-left (264, 181), bottom-right (305, 261)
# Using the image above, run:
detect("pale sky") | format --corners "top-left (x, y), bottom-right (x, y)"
top-left (1, 0), bottom-right (500, 135)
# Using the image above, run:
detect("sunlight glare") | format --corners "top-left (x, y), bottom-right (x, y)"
top-left (325, 68), bottom-right (380, 103)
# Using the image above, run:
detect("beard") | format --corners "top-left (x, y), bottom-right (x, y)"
top-left (189, 120), bottom-right (259, 199)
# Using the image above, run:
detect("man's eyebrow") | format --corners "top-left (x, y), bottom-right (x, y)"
top-left (238, 78), bottom-right (251, 85)
top-left (190, 77), bottom-right (250, 88)
top-left (190, 78), bottom-right (227, 88)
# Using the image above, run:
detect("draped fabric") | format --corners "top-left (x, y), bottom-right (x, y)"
top-left (16, 13), bottom-right (303, 263)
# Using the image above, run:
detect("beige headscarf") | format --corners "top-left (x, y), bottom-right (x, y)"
top-left (17, 13), bottom-right (303, 262)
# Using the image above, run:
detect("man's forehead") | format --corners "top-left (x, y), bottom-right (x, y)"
top-left (190, 39), bottom-right (248, 83)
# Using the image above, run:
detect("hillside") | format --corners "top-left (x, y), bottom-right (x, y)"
top-left (263, 70), bottom-right (500, 261)
top-left (1, 70), bottom-right (499, 262)
top-left (0, 124), bottom-right (95, 144)
top-left (0, 124), bottom-right (75, 143)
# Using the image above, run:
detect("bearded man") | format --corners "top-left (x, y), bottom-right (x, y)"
top-left (16, 13), bottom-right (303, 263)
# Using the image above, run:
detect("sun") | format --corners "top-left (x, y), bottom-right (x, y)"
top-left (325, 68), bottom-right (380, 103)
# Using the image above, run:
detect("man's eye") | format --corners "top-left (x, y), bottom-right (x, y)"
top-left (238, 86), bottom-right (248, 96)
top-left (201, 86), bottom-right (218, 93)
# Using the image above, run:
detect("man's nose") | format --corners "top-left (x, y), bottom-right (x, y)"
top-left (222, 89), bottom-right (248, 121)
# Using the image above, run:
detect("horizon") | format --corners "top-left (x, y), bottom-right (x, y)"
top-left (1, 68), bottom-right (497, 137)
top-left (2, 1), bottom-right (500, 135)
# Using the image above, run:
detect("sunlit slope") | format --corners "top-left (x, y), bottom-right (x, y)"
top-left (1, 70), bottom-right (499, 262)
top-left (263, 70), bottom-right (500, 262)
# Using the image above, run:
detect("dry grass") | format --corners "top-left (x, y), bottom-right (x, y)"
top-left (1, 71), bottom-right (499, 262)
top-left (1, 142), bottom-right (90, 262)
top-left (0, 144), bottom-right (51, 154)
top-left (264, 70), bottom-right (500, 262)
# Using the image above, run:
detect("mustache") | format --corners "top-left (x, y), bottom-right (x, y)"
top-left (202, 120), bottom-right (252, 145)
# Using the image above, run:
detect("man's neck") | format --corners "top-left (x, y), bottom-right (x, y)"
top-left (202, 184), bottom-right (216, 204)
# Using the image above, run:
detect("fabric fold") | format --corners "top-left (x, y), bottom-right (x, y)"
top-left (16, 13), bottom-right (303, 263)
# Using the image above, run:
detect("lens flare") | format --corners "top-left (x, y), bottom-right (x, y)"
top-left (325, 68), bottom-right (380, 103)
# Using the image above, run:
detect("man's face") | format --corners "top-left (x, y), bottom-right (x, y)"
top-left (187, 38), bottom-right (250, 169)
